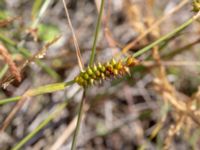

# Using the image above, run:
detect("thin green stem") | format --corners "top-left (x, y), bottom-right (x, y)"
top-left (0, 80), bottom-right (75, 105)
top-left (71, 89), bottom-right (86, 150)
top-left (89, 0), bottom-right (105, 66)
top-left (132, 12), bottom-right (200, 58)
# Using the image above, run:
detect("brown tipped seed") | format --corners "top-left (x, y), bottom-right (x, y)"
top-left (105, 70), bottom-right (111, 76)
top-left (126, 56), bottom-right (138, 67)
top-left (116, 60), bottom-right (123, 70)
top-left (124, 67), bottom-right (131, 76)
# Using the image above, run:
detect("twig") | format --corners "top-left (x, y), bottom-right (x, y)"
top-left (62, 0), bottom-right (84, 71)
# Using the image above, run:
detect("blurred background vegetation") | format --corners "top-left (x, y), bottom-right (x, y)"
top-left (0, 0), bottom-right (200, 150)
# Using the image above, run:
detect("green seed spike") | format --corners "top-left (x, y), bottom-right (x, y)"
top-left (92, 64), bottom-right (98, 73)
top-left (116, 60), bottom-right (123, 70)
top-left (96, 70), bottom-right (101, 77)
top-left (87, 67), bottom-right (93, 76)
top-left (98, 62), bottom-right (106, 72)
top-left (89, 78), bottom-right (94, 85)
top-left (83, 80), bottom-right (88, 87)
top-left (97, 62), bottom-right (102, 69)
top-left (113, 69), bottom-right (118, 75)
top-left (105, 70), bottom-right (109, 76)
top-left (74, 76), bottom-right (80, 84)
top-left (91, 73), bottom-right (97, 79)
top-left (124, 67), bottom-right (131, 76)
top-left (110, 58), bottom-right (116, 66)
top-left (101, 73), bottom-right (105, 80)
top-left (74, 56), bottom-right (139, 87)
top-left (193, 0), bottom-right (200, 12)
top-left (83, 72), bottom-right (89, 80)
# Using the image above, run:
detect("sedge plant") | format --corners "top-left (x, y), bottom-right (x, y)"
top-left (0, 1), bottom-right (199, 150)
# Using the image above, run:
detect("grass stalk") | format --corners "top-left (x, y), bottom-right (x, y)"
top-left (71, 90), bottom-right (86, 150)
top-left (89, 0), bottom-right (105, 66)
top-left (0, 80), bottom-right (75, 105)
top-left (32, 0), bottom-right (52, 28)
top-left (132, 11), bottom-right (200, 58)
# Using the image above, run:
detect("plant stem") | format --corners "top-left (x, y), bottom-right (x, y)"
top-left (71, 89), bottom-right (86, 150)
top-left (89, 0), bottom-right (105, 66)
top-left (133, 11), bottom-right (200, 58)
top-left (0, 80), bottom-right (75, 105)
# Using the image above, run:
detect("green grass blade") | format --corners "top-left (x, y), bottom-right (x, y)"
top-left (0, 80), bottom-right (75, 105)
top-left (133, 12), bottom-right (200, 58)
top-left (31, 0), bottom-right (43, 20)
top-left (32, 0), bottom-right (52, 28)
top-left (89, 0), bottom-right (105, 66)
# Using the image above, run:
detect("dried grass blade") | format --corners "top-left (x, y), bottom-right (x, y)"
top-left (62, 0), bottom-right (84, 71)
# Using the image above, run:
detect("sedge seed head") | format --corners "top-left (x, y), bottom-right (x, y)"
top-left (74, 56), bottom-right (139, 87)
top-left (193, 0), bottom-right (200, 12)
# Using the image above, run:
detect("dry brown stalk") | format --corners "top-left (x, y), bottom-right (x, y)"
top-left (0, 44), bottom-right (21, 82)
top-left (119, 0), bottom-right (188, 56)
top-left (1, 36), bottom-right (61, 88)
top-left (0, 95), bottom-right (28, 132)
top-left (62, 0), bottom-right (84, 72)
top-left (164, 114), bottom-right (185, 150)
